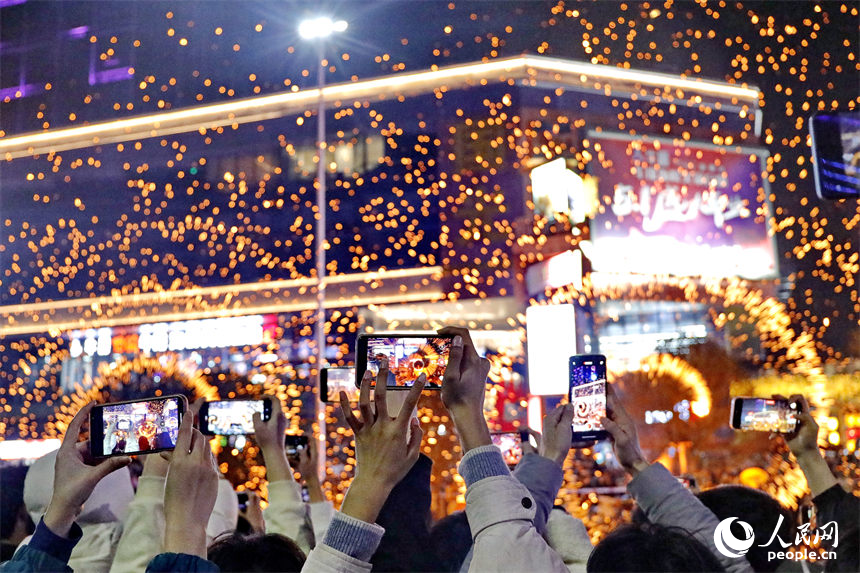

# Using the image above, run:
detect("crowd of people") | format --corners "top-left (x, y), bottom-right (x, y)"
top-left (0, 326), bottom-right (857, 572)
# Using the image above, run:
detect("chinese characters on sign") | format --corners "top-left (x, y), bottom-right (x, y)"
top-left (588, 134), bottom-right (777, 279)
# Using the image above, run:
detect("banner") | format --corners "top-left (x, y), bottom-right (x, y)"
top-left (588, 134), bottom-right (777, 279)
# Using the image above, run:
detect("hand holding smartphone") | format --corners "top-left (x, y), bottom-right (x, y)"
top-left (356, 333), bottom-right (454, 389)
top-left (200, 398), bottom-right (273, 436)
top-left (89, 395), bottom-right (187, 458)
top-left (730, 397), bottom-right (798, 433)
top-left (569, 354), bottom-right (609, 443)
top-left (284, 434), bottom-right (310, 460)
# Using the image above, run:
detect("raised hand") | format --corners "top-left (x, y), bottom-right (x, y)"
top-left (239, 490), bottom-right (266, 534)
top-left (295, 440), bottom-right (326, 502)
top-left (162, 410), bottom-right (219, 558)
top-left (44, 402), bottom-right (132, 537)
top-left (253, 398), bottom-right (292, 483)
top-left (777, 394), bottom-right (837, 497)
top-left (438, 327), bottom-right (492, 451)
top-left (338, 361), bottom-right (425, 523)
top-left (600, 385), bottom-right (648, 476)
top-left (538, 403), bottom-right (574, 466)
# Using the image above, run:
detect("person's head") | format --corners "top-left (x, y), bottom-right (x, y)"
top-left (587, 523), bottom-right (725, 572)
top-left (696, 485), bottom-right (794, 572)
top-left (428, 511), bottom-right (473, 572)
top-left (1, 466), bottom-right (34, 546)
top-left (207, 532), bottom-right (306, 572)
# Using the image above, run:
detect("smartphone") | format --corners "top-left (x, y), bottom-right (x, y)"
top-left (237, 492), bottom-right (249, 512)
top-left (675, 475), bottom-right (698, 491)
top-left (569, 354), bottom-right (609, 443)
top-left (355, 333), bottom-right (454, 389)
top-left (90, 395), bottom-right (187, 458)
top-left (730, 397), bottom-right (799, 433)
top-left (491, 431), bottom-right (527, 468)
top-left (810, 111), bottom-right (860, 200)
top-left (200, 399), bottom-right (272, 436)
top-left (284, 434), bottom-right (309, 459)
top-left (321, 367), bottom-right (359, 403)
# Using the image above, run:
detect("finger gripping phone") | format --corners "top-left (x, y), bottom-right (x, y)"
top-left (569, 354), bottom-right (609, 443)
top-left (321, 367), bottom-right (359, 403)
top-left (730, 397), bottom-right (798, 433)
top-left (491, 431), bottom-right (527, 468)
top-left (200, 398), bottom-right (273, 436)
top-left (90, 395), bottom-right (188, 458)
top-left (284, 434), bottom-right (309, 459)
top-left (355, 333), bottom-right (454, 389)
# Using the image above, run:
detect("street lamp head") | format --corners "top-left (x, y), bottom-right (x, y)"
top-left (298, 17), bottom-right (348, 40)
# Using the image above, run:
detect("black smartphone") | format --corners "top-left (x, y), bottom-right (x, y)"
top-left (491, 431), bottom-right (527, 468)
top-left (284, 434), bottom-right (309, 459)
top-left (237, 492), bottom-right (249, 512)
top-left (730, 397), bottom-right (799, 433)
top-left (569, 354), bottom-right (609, 443)
top-left (355, 333), bottom-right (454, 390)
top-left (321, 367), bottom-right (359, 403)
top-left (200, 398), bottom-right (273, 436)
top-left (810, 111), bottom-right (860, 200)
top-left (90, 395), bottom-right (187, 458)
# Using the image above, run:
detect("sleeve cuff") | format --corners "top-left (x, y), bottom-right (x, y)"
top-left (459, 445), bottom-right (511, 487)
top-left (321, 511), bottom-right (385, 562)
top-left (30, 518), bottom-right (83, 564)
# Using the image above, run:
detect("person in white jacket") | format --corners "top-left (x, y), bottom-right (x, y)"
top-left (108, 452), bottom-right (238, 573)
top-left (18, 447), bottom-right (134, 573)
top-left (253, 404), bottom-right (333, 553)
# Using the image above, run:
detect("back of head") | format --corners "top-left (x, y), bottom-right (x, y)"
top-left (24, 449), bottom-right (134, 525)
top-left (1, 466), bottom-right (30, 539)
top-left (697, 485), bottom-right (794, 572)
top-left (428, 511), bottom-right (473, 572)
top-left (208, 533), bottom-right (306, 572)
top-left (587, 523), bottom-right (725, 572)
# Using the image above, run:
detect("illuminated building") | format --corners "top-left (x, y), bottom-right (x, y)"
top-left (1, 2), bottom-right (857, 516)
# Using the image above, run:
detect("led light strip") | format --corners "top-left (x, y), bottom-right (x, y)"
top-left (0, 266), bottom-right (442, 316)
top-left (0, 55), bottom-right (760, 159)
top-left (0, 289), bottom-right (445, 336)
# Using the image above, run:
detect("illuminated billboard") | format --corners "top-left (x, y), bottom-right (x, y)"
top-left (588, 133), bottom-right (777, 279)
top-left (526, 304), bottom-right (576, 396)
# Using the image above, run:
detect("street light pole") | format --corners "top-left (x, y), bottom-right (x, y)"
top-left (314, 41), bottom-right (328, 480)
top-left (299, 13), bottom-right (346, 484)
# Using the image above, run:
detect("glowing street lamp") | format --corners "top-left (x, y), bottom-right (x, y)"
top-left (298, 17), bottom-right (347, 39)
top-left (299, 15), bottom-right (347, 475)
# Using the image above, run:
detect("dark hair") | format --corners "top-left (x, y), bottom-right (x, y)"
top-left (587, 523), bottom-right (725, 572)
top-left (697, 485), bottom-right (794, 572)
top-left (208, 533), bottom-right (306, 572)
top-left (428, 511), bottom-right (473, 572)
top-left (1, 466), bottom-right (32, 539)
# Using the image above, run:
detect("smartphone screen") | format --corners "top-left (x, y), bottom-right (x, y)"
top-left (285, 434), bottom-right (309, 458)
top-left (91, 395), bottom-right (185, 457)
top-left (202, 399), bottom-right (270, 435)
top-left (358, 334), bottom-right (452, 389)
top-left (732, 397), bottom-right (798, 433)
top-left (491, 432), bottom-right (524, 467)
top-left (569, 355), bottom-right (608, 442)
top-left (322, 367), bottom-right (359, 402)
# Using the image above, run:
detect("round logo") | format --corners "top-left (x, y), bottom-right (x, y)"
top-left (713, 517), bottom-right (756, 558)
